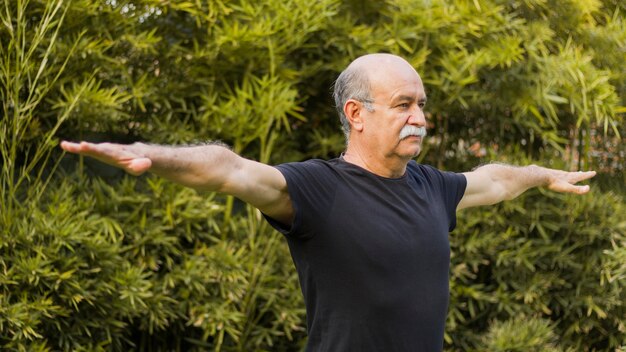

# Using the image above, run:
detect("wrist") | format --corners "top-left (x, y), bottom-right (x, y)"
top-left (130, 142), bottom-right (151, 158)
top-left (527, 164), bottom-right (552, 187)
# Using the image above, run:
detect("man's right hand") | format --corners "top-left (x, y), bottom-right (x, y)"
top-left (60, 141), bottom-right (152, 176)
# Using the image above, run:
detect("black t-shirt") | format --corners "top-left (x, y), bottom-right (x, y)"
top-left (265, 158), bottom-right (467, 351)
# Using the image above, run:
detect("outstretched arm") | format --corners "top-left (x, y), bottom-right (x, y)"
top-left (60, 141), bottom-right (293, 224)
top-left (457, 163), bottom-right (596, 210)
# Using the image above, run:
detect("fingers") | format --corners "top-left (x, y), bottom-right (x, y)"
top-left (548, 178), bottom-right (592, 194)
top-left (566, 170), bottom-right (596, 194)
top-left (80, 142), bottom-right (117, 159)
top-left (60, 141), bottom-right (105, 156)
top-left (60, 141), bottom-right (82, 153)
top-left (570, 184), bottom-right (591, 194)
top-left (127, 158), bottom-right (152, 175)
top-left (62, 141), bottom-right (123, 160)
top-left (570, 170), bottom-right (596, 183)
top-left (549, 182), bottom-right (582, 194)
top-left (60, 140), bottom-right (151, 175)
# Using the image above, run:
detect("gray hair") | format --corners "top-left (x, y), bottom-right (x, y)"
top-left (332, 65), bottom-right (374, 140)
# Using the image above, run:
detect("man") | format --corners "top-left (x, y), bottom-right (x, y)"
top-left (61, 53), bottom-right (595, 351)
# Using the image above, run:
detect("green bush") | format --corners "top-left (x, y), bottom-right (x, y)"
top-left (0, 177), bottom-right (304, 351)
top-left (478, 316), bottom-right (563, 352)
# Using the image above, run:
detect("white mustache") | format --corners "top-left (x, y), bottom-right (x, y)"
top-left (399, 125), bottom-right (427, 140)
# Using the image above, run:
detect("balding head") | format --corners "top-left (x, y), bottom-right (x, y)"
top-left (333, 54), bottom-right (420, 140)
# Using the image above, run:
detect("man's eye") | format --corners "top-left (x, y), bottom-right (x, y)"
top-left (397, 103), bottom-right (409, 108)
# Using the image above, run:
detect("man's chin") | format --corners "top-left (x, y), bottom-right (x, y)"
top-left (401, 142), bottom-right (422, 156)
top-left (397, 148), bottom-right (421, 159)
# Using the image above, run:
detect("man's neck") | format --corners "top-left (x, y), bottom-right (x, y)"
top-left (342, 145), bottom-right (409, 178)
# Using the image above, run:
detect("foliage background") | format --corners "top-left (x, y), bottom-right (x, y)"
top-left (1, 0), bottom-right (624, 350)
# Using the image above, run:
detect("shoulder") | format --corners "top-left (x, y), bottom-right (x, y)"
top-left (271, 159), bottom-right (346, 195)
top-left (406, 161), bottom-right (446, 180)
top-left (406, 161), bottom-right (467, 188)
top-left (407, 162), bottom-right (467, 218)
top-left (276, 158), bottom-right (333, 171)
top-left (267, 159), bottom-right (341, 238)
top-left (275, 158), bottom-right (341, 179)
top-left (275, 159), bottom-right (338, 177)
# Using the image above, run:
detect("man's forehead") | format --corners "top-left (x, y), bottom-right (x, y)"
top-left (370, 72), bottom-right (426, 102)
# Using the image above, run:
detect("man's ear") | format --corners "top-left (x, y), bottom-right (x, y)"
top-left (344, 99), bottom-right (364, 132)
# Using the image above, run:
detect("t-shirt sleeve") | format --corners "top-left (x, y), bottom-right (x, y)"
top-left (262, 160), bottom-right (337, 239)
top-left (419, 164), bottom-right (467, 232)
top-left (439, 171), bottom-right (467, 231)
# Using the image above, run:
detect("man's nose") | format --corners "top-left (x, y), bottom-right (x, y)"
top-left (407, 106), bottom-right (426, 126)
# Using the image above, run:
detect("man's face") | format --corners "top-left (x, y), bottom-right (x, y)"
top-left (360, 66), bottom-right (428, 160)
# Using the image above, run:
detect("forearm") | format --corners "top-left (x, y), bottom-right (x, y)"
top-left (131, 142), bottom-right (240, 192)
top-left (460, 162), bottom-right (594, 209)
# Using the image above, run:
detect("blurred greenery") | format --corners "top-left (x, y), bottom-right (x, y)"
top-left (1, 0), bottom-right (624, 350)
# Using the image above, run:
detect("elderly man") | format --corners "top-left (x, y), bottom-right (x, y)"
top-left (61, 53), bottom-right (595, 351)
